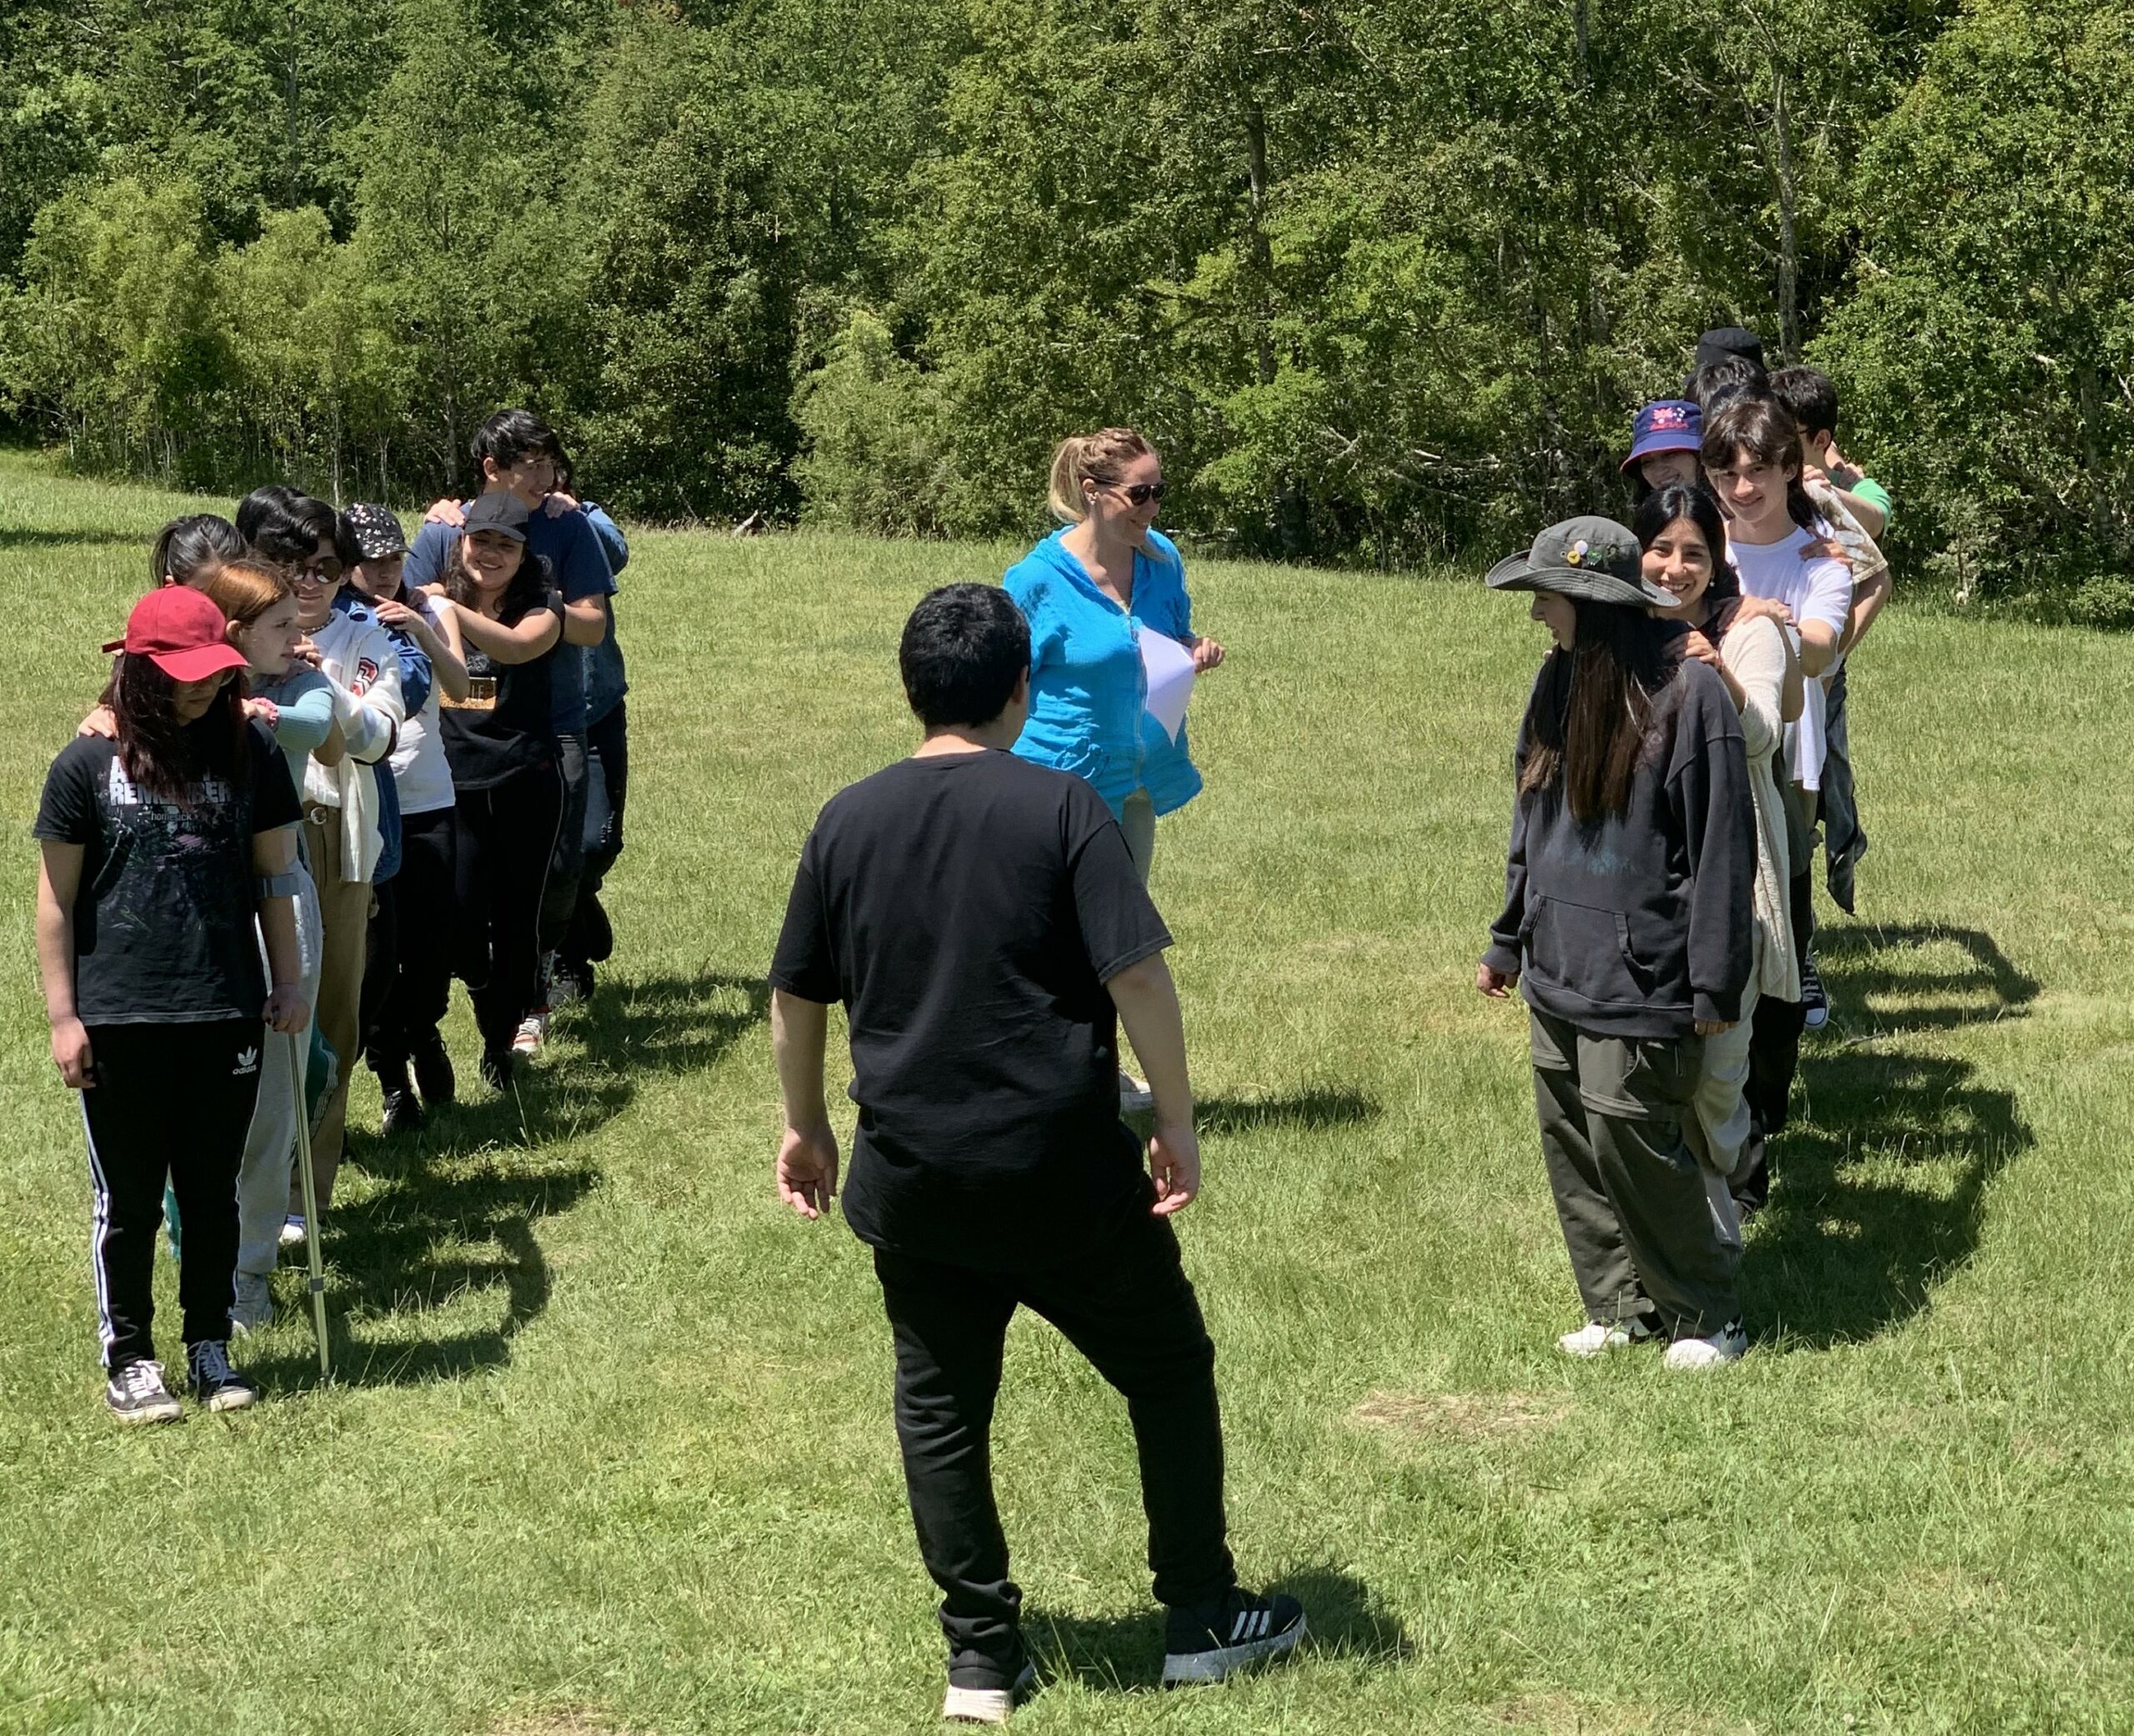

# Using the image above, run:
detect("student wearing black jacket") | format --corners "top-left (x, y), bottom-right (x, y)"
top-left (769, 584), bottom-right (1304, 1724)
top-left (1477, 518), bottom-right (1757, 1371)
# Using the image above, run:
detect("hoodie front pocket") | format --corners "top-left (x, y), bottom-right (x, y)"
top-left (1527, 896), bottom-right (1650, 1007)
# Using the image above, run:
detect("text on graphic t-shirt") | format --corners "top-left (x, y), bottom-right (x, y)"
top-left (33, 719), bottom-right (301, 1024)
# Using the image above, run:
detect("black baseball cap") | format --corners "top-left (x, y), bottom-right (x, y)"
top-left (462, 493), bottom-right (530, 543)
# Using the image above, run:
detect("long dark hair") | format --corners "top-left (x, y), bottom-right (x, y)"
top-left (1517, 599), bottom-right (1681, 823)
top-left (445, 535), bottom-right (552, 623)
top-left (103, 655), bottom-right (248, 807)
top-left (152, 514), bottom-right (246, 590)
top-left (1701, 397), bottom-right (1816, 533)
top-left (1633, 482), bottom-right (1742, 637)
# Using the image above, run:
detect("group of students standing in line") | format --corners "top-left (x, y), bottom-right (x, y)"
top-left (1480, 325), bottom-right (1896, 1369)
top-left (33, 408), bottom-right (633, 1423)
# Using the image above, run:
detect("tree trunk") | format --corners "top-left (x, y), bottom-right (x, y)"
top-left (1771, 65), bottom-right (1800, 363)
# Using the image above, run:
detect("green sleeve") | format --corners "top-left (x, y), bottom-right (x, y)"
top-left (1851, 477), bottom-right (1892, 521)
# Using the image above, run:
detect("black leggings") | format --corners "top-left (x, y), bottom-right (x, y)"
top-left (83, 1020), bottom-right (261, 1369)
top-left (453, 764), bottom-right (563, 1054)
top-left (364, 806), bottom-right (456, 1073)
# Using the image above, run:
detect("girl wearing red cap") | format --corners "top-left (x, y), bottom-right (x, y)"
top-left (33, 588), bottom-right (310, 1423)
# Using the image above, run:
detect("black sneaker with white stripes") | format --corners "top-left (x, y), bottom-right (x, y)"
top-left (1800, 948), bottom-right (1831, 1030)
top-left (105, 1359), bottom-right (183, 1425)
top-left (1161, 1586), bottom-right (1306, 1686)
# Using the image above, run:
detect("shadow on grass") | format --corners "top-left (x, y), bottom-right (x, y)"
top-left (574, 970), bottom-right (770, 1078)
top-left (1196, 1088), bottom-right (1380, 1136)
top-left (1024, 1564), bottom-right (1404, 1692)
top-left (0, 526), bottom-right (147, 549)
top-left (1744, 923), bottom-right (2037, 1348)
top-left (258, 968), bottom-right (769, 1390)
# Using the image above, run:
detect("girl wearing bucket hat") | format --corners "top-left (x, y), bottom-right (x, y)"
top-left (1621, 400), bottom-right (1704, 502)
top-left (33, 588), bottom-right (310, 1422)
top-left (1476, 516), bottom-right (1758, 1369)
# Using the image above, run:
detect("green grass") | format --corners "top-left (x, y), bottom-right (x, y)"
top-left (3, 447), bottom-right (2132, 1735)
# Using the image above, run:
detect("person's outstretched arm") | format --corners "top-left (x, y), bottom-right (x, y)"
top-left (771, 989), bottom-right (839, 1219)
top-left (1105, 953), bottom-right (1201, 1214)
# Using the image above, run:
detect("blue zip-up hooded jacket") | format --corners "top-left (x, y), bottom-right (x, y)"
top-left (1003, 527), bottom-right (1203, 818)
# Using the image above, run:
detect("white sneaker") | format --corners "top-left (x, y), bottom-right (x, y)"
top-left (511, 1010), bottom-right (548, 1058)
top-left (1664, 1322), bottom-right (1748, 1370)
top-left (1118, 1070), bottom-right (1155, 1114)
top-left (1557, 1316), bottom-right (1659, 1358)
top-left (231, 1273), bottom-right (275, 1335)
top-left (942, 1660), bottom-right (1038, 1724)
top-left (279, 1214), bottom-right (307, 1248)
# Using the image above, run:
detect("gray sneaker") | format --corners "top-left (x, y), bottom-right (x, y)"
top-left (231, 1272), bottom-right (275, 1335)
top-left (106, 1359), bottom-right (183, 1425)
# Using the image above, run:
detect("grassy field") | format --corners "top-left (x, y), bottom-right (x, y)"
top-left (3, 448), bottom-right (2132, 1736)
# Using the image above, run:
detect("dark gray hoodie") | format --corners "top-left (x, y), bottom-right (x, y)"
top-left (1484, 647), bottom-right (1755, 1038)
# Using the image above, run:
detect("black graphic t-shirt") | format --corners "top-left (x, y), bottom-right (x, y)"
top-left (33, 720), bottom-right (301, 1025)
top-left (438, 587), bottom-right (560, 790)
top-left (770, 750), bottom-right (1173, 1270)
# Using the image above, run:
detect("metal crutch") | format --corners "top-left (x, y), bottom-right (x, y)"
top-left (286, 1029), bottom-right (332, 1378)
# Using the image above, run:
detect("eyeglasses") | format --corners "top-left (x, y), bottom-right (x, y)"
top-left (1110, 481), bottom-right (1166, 507)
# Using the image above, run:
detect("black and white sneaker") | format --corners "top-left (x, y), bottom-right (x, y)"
top-left (412, 1033), bottom-right (456, 1106)
top-left (186, 1341), bottom-right (259, 1413)
top-left (106, 1359), bottom-right (183, 1425)
top-left (1161, 1587), bottom-right (1306, 1686)
top-left (1801, 950), bottom-right (1830, 1030)
top-left (941, 1658), bottom-right (1038, 1724)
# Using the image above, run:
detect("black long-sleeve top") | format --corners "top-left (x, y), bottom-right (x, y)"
top-left (1483, 646), bottom-right (1756, 1038)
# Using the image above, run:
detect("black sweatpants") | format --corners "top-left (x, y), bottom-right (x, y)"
top-left (364, 806), bottom-right (455, 1074)
top-left (538, 731), bottom-right (589, 960)
top-left (1739, 857), bottom-right (1818, 1213)
top-left (872, 1208), bottom-right (1236, 1678)
top-left (564, 700), bottom-right (629, 968)
top-left (453, 763), bottom-right (562, 1055)
top-left (83, 1020), bottom-right (261, 1370)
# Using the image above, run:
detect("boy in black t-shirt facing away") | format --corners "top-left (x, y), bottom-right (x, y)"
top-left (769, 584), bottom-right (1304, 1723)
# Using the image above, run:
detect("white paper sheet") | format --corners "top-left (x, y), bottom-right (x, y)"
top-left (1138, 627), bottom-right (1196, 744)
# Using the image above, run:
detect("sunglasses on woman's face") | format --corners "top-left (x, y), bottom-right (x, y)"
top-left (295, 557), bottom-right (342, 587)
top-left (1112, 480), bottom-right (1166, 507)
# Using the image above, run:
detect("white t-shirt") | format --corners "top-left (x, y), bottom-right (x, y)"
top-left (388, 593), bottom-right (457, 816)
top-left (1729, 523), bottom-right (1852, 790)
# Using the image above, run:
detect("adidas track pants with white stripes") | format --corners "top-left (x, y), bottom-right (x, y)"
top-left (81, 1020), bottom-right (261, 1370)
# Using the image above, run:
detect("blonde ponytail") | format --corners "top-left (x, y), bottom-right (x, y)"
top-left (1047, 427), bottom-right (1157, 523)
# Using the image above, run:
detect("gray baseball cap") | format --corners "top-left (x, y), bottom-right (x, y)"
top-left (1485, 515), bottom-right (1675, 610)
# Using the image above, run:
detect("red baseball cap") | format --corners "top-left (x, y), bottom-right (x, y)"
top-left (101, 586), bottom-right (250, 682)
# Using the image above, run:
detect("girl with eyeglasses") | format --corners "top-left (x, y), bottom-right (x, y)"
top-left (238, 488), bottom-right (404, 1238)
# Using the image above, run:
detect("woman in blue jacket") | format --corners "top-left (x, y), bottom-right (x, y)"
top-left (1004, 428), bottom-right (1225, 882)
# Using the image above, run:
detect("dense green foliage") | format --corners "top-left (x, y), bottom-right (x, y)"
top-left (2, 0), bottom-right (2129, 607)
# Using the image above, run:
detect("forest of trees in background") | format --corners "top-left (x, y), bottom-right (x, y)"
top-left (2, 0), bottom-right (2130, 618)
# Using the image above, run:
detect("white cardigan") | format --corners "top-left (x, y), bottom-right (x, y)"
top-left (303, 604), bottom-right (405, 886)
top-left (1720, 613), bottom-right (1802, 1004)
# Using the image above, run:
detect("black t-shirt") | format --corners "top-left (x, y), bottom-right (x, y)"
top-left (33, 720), bottom-right (301, 1025)
top-left (770, 750), bottom-right (1172, 1269)
top-left (438, 586), bottom-right (560, 789)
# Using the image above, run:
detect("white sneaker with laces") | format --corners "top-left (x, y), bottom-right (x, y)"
top-left (1664, 1322), bottom-right (1748, 1370)
top-left (511, 1010), bottom-right (548, 1058)
top-left (1557, 1316), bottom-right (1658, 1358)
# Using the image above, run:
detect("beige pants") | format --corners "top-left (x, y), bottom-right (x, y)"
top-left (295, 811), bottom-right (373, 1216)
